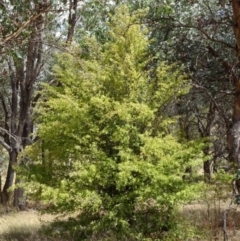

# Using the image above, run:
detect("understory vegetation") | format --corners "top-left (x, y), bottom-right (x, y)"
top-left (17, 6), bottom-right (207, 240)
top-left (0, 179), bottom-right (239, 241)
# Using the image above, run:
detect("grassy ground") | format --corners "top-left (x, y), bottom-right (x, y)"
top-left (1, 200), bottom-right (240, 241)
top-left (182, 198), bottom-right (240, 241)
top-left (0, 211), bottom-right (40, 240)
top-left (0, 205), bottom-right (58, 241)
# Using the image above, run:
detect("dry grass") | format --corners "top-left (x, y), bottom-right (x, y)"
top-left (182, 198), bottom-right (240, 241)
top-left (0, 212), bottom-right (41, 240)
top-left (1, 197), bottom-right (240, 241)
top-left (0, 210), bottom-right (41, 241)
top-left (0, 205), bottom-right (57, 241)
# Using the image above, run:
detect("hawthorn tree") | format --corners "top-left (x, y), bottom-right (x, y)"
top-left (22, 5), bottom-right (205, 240)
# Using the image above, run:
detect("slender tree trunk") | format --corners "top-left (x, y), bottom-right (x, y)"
top-left (204, 160), bottom-right (212, 181)
top-left (230, 1), bottom-right (240, 168)
top-left (14, 178), bottom-right (25, 209)
top-left (228, 82), bottom-right (240, 168)
top-left (0, 170), bottom-right (2, 202)
top-left (203, 102), bottom-right (215, 180)
top-left (2, 151), bottom-right (17, 206)
top-left (67, 0), bottom-right (78, 43)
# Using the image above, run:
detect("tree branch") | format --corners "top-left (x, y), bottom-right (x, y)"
top-left (176, 23), bottom-right (235, 50)
top-left (0, 4), bottom-right (51, 46)
top-left (146, 16), bottom-right (235, 50)
top-left (0, 138), bottom-right (11, 151)
top-left (192, 83), bottom-right (230, 128)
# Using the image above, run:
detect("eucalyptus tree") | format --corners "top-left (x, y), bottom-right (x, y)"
top-left (0, 0), bottom-right (82, 207)
top-left (0, 0), bottom-right (52, 207)
top-left (140, 0), bottom-right (237, 178)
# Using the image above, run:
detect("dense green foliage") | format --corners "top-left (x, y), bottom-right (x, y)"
top-left (20, 6), bottom-right (207, 240)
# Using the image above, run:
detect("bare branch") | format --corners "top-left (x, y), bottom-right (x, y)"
top-left (176, 23), bottom-right (235, 50)
top-left (0, 138), bottom-right (11, 151)
top-left (192, 83), bottom-right (230, 128)
top-left (146, 16), bottom-right (235, 50)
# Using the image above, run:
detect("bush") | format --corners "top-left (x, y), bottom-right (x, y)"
top-left (21, 5), bottom-right (206, 240)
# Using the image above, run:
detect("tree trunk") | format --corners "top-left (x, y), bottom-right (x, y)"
top-left (204, 160), bottom-right (212, 181)
top-left (230, 1), bottom-right (240, 168)
top-left (0, 1), bottom-right (78, 207)
top-left (0, 3), bottom-right (46, 207)
top-left (0, 173), bottom-right (1, 190)
top-left (67, 0), bottom-right (78, 43)
top-left (2, 151), bottom-right (17, 206)
top-left (203, 102), bottom-right (215, 180)
top-left (14, 178), bottom-right (25, 209)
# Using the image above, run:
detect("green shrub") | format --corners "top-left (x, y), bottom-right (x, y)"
top-left (21, 5), bottom-right (206, 240)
